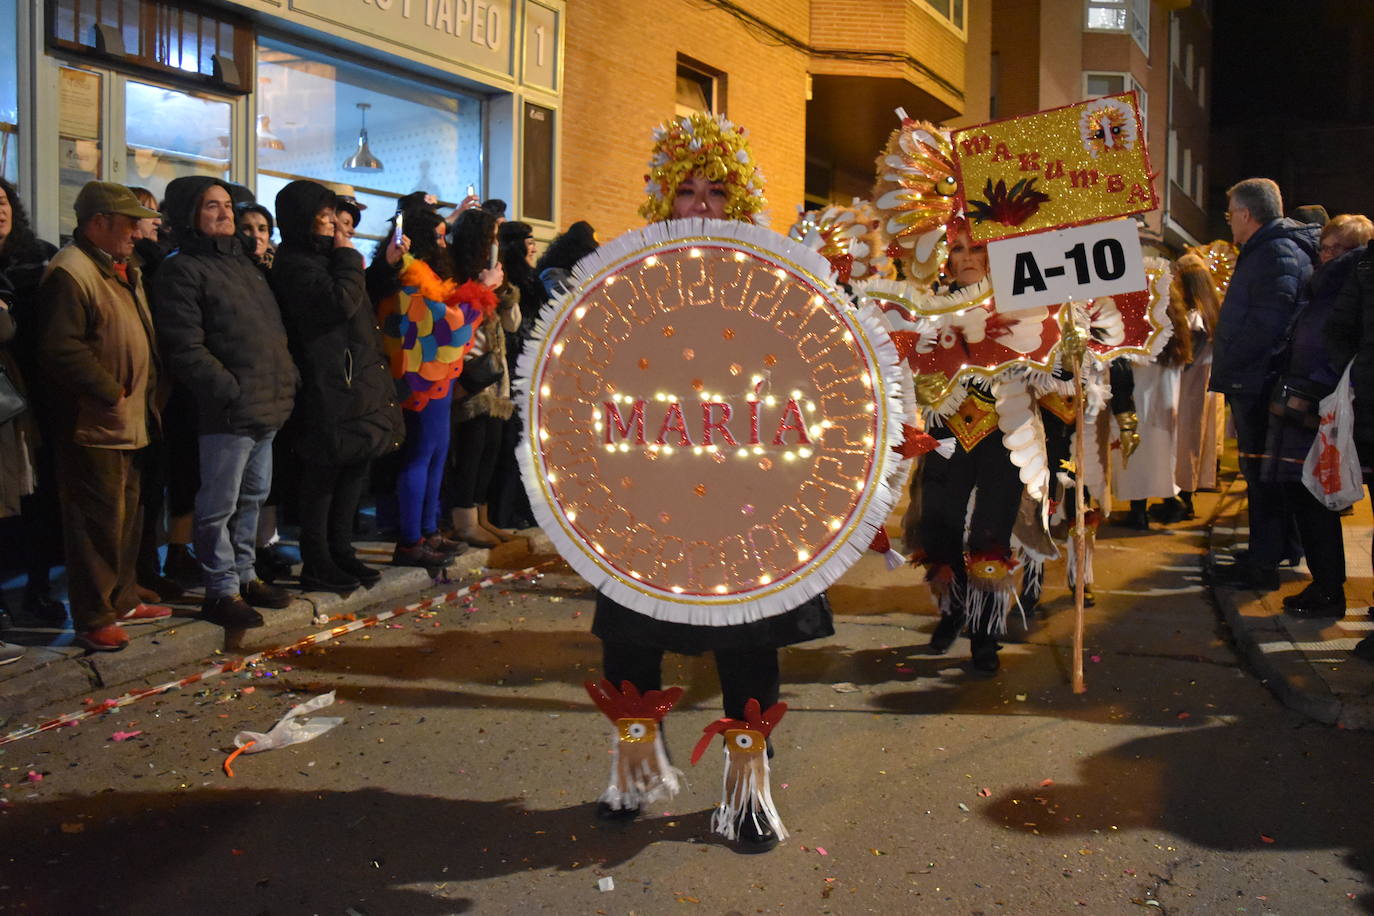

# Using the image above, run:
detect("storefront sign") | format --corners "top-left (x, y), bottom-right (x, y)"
top-left (290, 0), bottom-right (517, 77)
top-left (520, 221), bottom-right (905, 624)
top-left (58, 67), bottom-right (101, 141)
top-left (987, 218), bottom-right (1147, 311)
top-left (951, 93), bottom-right (1158, 244)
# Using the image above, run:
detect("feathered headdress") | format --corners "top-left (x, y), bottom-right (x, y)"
top-left (639, 112), bottom-right (767, 223)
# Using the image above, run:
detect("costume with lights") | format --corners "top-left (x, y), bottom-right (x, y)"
top-left (586, 113), bottom-right (829, 851)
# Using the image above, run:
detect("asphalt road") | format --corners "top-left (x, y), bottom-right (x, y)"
top-left (3, 494), bottom-right (1372, 915)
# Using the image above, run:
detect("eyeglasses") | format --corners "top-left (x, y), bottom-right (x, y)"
top-left (1320, 242), bottom-right (1353, 256)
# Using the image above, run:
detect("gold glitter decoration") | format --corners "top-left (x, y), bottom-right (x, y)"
top-left (525, 234), bottom-right (891, 616)
top-left (871, 117), bottom-right (959, 283)
top-left (682, 348), bottom-right (695, 361)
top-left (638, 113), bottom-right (767, 223)
top-left (638, 358), bottom-right (650, 370)
top-left (951, 93), bottom-right (1158, 244)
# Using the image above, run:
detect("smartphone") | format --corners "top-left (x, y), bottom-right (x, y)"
top-left (466, 183), bottom-right (477, 198)
top-left (490, 240), bottom-right (500, 270)
top-left (392, 211), bottom-right (404, 247)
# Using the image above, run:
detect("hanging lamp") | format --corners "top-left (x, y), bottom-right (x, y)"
top-left (342, 102), bottom-right (383, 172)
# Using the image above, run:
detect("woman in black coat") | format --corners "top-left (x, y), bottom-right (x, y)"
top-left (270, 180), bottom-right (404, 592)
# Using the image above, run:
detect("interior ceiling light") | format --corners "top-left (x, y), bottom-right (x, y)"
top-left (257, 115), bottom-right (285, 151)
top-left (342, 102), bottom-right (383, 172)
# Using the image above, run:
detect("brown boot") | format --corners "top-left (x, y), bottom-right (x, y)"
top-left (451, 506), bottom-right (499, 548)
top-left (477, 504), bottom-right (517, 542)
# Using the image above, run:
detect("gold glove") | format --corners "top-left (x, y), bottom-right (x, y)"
top-left (1057, 307), bottom-right (1088, 364)
top-left (915, 373), bottom-right (949, 407)
top-left (1115, 411), bottom-right (1140, 464)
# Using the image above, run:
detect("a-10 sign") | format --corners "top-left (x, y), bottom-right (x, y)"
top-left (986, 218), bottom-right (1147, 312)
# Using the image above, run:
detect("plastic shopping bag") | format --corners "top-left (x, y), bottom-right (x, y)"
top-left (1303, 364), bottom-right (1365, 511)
top-left (233, 691), bottom-right (343, 753)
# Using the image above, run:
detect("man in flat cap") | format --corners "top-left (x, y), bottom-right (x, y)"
top-left (36, 181), bottom-right (173, 651)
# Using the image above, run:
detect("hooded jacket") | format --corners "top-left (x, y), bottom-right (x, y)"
top-left (269, 180), bottom-right (403, 465)
top-left (153, 176), bottom-right (297, 435)
top-left (1209, 217), bottom-right (1320, 396)
top-left (1325, 241), bottom-right (1374, 446)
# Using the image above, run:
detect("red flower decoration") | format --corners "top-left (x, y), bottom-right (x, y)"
top-left (967, 178), bottom-right (1051, 227)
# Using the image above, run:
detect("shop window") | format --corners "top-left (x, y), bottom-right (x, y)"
top-left (1085, 0), bottom-right (1149, 55)
top-left (255, 38), bottom-right (484, 241)
top-left (0, 0), bottom-right (16, 182)
top-left (922, 0), bottom-right (966, 32)
top-left (57, 66), bottom-right (102, 238)
top-left (124, 79), bottom-right (231, 206)
top-left (47, 0), bottom-right (254, 94)
top-left (675, 58), bottom-right (720, 118)
top-left (523, 102), bottom-right (554, 223)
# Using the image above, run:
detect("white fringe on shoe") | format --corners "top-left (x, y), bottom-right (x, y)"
top-left (713, 743), bottom-right (787, 842)
top-left (598, 729), bottom-right (682, 812)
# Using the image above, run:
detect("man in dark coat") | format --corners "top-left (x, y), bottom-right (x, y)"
top-left (154, 177), bottom-right (299, 628)
top-left (1209, 177), bottom-right (1320, 590)
top-left (269, 180), bottom-right (403, 592)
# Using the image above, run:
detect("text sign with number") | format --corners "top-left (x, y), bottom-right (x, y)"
top-left (987, 218), bottom-right (1146, 311)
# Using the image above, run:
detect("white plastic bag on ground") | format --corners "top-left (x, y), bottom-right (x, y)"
top-left (1303, 364), bottom-right (1365, 511)
top-left (234, 691), bottom-right (344, 753)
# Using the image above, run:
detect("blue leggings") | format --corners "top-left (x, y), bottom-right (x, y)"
top-left (396, 391), bottom-right (452, 545)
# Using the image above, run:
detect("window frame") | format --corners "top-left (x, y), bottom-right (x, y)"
top-left (1084, 0), bottom-right (1149, 55)
top-left (920, 0), bottom-right (968, 38)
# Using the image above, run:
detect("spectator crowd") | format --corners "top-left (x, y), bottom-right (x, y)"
top-left (2, 171), bottom-right (1374, 667)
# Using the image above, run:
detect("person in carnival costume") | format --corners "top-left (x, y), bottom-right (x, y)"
top-left (582, 113), bottom-right (826, 854)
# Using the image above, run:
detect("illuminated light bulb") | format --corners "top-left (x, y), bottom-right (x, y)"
top-left (618, 442), bottom-right (630, 453)
top-left (783, 451), bottom-right (796, 462)
top-left (547, 472), bottom-right (558, 483)
top-left (811, 295), bottom-right (823, 306)
top-left (864, 403), bottom-right (875, 413)
top-left (773, 268), bottom-right (786, 280)
top-left (751, 374), bottom-right (763, 385)
top-left (790, 389), bottom-right (802, 399)
top-left (733, 251), bottom-right (747, 262)
top-left (752, 446), bottom-right (764, 456)
top-left (809, 425), bottom-right (822, 437)
top-left (806, 403), bottom-right (816, 413)
top-left (630, 570), bottom-right (641, 579)
top-left (955, 309), bottom-right (965, 317)
top-left (797, 549), bottom-right (810, 562)
top-left (863, 435), bottom-right (874, 446)
top-left (758, 574), bottom-right (773, 585)
top-left (539, 428), bottom-right (549, 441)
top-left (604, 444), bottom-right (616, 453)
top-left (593, 541), bottom-right (603, 552)
top-left (714, 584), bottom-right (729, 594)
top-left (843, 331), bottom-right (854, 342)
top-left (575, 306), bottom-right (587, 319)
top-left (693, 446), bottom-right (703, 455)
top-left (736, 449), bottom-right (749, 459)
top-left (706, 444), bottom-right (719, 453)
top-left (820, 420), bottom-right (833, 429)
top-left (662, 445), bottom-right (674, 455)
top-left (799, 447), bottom-right (813, 458)
top-left (853, 479), bottom-right (865, 491)
top-left (649, 443), bottom-right (660, 452)
top-left (566, 510), bottom-right (577, 522)
top-left (764, 395), bottom-right (777, 407)
top-left (671, 585), bottom-right (685, 594)
top-left (553, 342), bottom-right (565, 356)
top-left (645, 255), bottom-right (659, 267)
top-left (605, 275), bottom-right (617, 285)
top-left (594, 422), bottom-right (604, 433)
top-left (827, 518), bottom-right (842, 530)
top-left (863, 374), bottom-right (873, 389)
top-left (540, 385), bottom-right (551, 397)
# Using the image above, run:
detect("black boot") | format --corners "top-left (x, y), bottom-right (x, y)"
top-left (928, 613), bottom-right (962, 654)
top-left (333, 554), bottom-right (382, 588)
top-left (1178, 490), bottom-right (1195, 519)
top-left (1123, 500), bottom-right (1150, 530)
top-left (970, 634), bottom-right (1001, 676)
top-left (734, 806), bottom-right (779, 854)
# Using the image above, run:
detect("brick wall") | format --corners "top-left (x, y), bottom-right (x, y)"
top-left (560, 0), bottom-right (809, 240)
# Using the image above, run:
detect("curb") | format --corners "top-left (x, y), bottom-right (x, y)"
top-left (1207, 477), bottom-right (1374, 730)
top-left (0, 532), bottom-right (558, 727)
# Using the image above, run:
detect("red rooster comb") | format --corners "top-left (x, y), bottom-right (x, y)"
top-left (689, 698), bottom-right (788, 765)
top-left (584, 679), bottom-right (684, 724)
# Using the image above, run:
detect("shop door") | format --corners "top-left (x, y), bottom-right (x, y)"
top-left (56, 64), bottom-right (239, 238)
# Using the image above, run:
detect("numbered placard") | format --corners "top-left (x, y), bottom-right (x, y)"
top-left (986, 218), bottom-right (1146, 312)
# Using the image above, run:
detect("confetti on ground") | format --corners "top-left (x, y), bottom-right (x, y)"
top-left (597, 877), bottom-right (614, 892)
top-left (1260, 834), bottom-right (1275, 844)
top-left (1039, 778), bottom-right (1055, 787)
top-left (977, 787), bottom-right (991, 798)
top-left (110, 730), bottom-right (143, 742)
top-left (816, 847), bottom-right (828, 856)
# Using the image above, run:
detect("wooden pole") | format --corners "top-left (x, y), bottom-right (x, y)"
top-left (1071, 363), bottom-right (1088, 695)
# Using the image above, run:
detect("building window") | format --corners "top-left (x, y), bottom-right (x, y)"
top-left (1167, 128), bottom-right (1178, 186)
top-left (255, 38), bottom-right (484, 241)
top-left (1084, 72), bottom-right (1147, 132)
top-left (1183, 44), bottom-right (1194, 88)
top-left (1195, 164), bottom-right (1205, 207)
top-left (675, 58), bottom-right (719, 118)
top-left (1196, 66), bottom-right (1206, 105)
top-left (0, 0), bottom-right (16, 182)
top-left (48, 0), bottom-right (254, 94)
top-left (1085, 0), bottom-right (1149, 55)
top-left (123, 79), bottom-right (232, 206)
top-left (922, 0), bottom-right (966, 32)
top-left (1181, 148), bottom-right (1192, 196)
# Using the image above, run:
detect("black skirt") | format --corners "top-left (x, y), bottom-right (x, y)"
top-left (591, 591), bottom-right (835, 655)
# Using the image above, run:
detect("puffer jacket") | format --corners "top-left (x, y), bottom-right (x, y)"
top-left (154, 176), bottom-right (298, 435)
top-left (1210, 218), bottom-right (1320, 396)
top-left (1326, 241), bottom-right (1374, 446)
top-left (269, 180), bottom-right (404, 466)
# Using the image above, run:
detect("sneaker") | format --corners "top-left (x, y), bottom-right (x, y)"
top-left (116, 604), bottom-right (173, 625)
top-left (78, 625), bottom-right (130, 652)
top-left (299, 566), bottom-right (361, 595)
top-left (201, 595), bottom-right (264, 629)
top-left (1281, 584), bottom-right (1346, 619)
top-left (242, 578), bottom-right (292, 609)
top-left (0, 641), bottom-right (23, 666)
top-left (22, 590), bottom-right (68, 624)
top-left (333, 555), bottom-right (382, 587)
top-left (392, 542), bottom-right (451, 570)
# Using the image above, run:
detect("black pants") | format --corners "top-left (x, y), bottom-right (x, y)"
top-left (164, 384), bottom-right (200, 519)
top-left (1281, 481), bottom-right (1345, 591)
top-left (920, 431), bottom-right (1023, 565)
top-left (601, 639), bottom-right (780, 721)
top-left (297, 459), bottom-right (370, 571)
top-left (488, 413), bottom-right (534, 529)
top-left (54, 443), bottom-right (143, 630)
top-left (1229, 394), bottom-right (1301, 567)
top-left (19, 440), bottom-right (62, 594)
top-left (447, 413), bottom-right (502, 510)
top-left (136, 436), bottom-right (169, 584)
